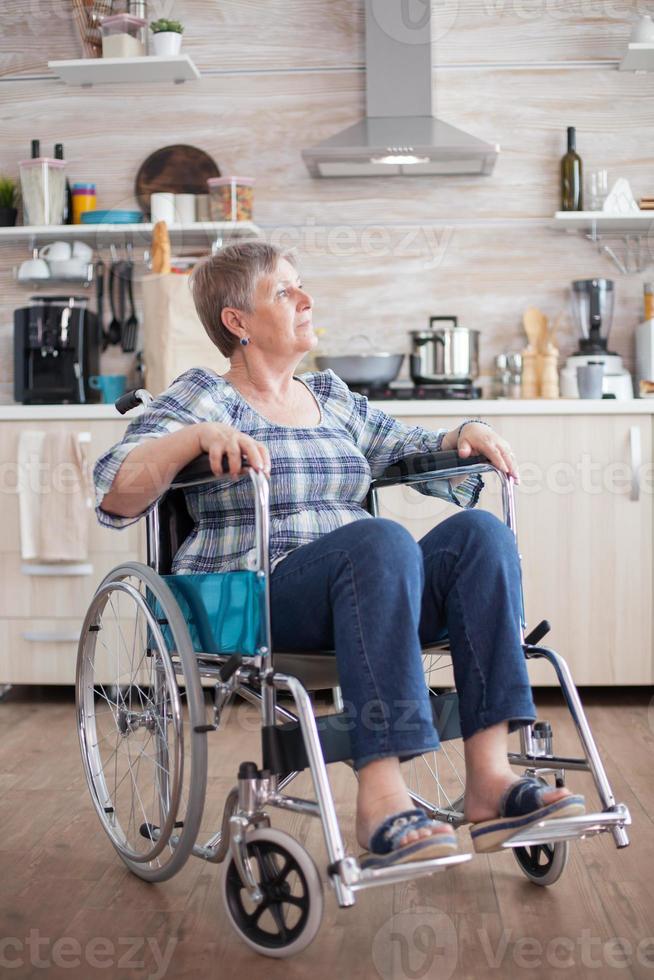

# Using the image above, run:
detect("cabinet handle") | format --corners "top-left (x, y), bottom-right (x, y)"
top-left (20, 563), bottom-right (93, 577)
top-left (629, 426), bottom-right (641, 502)
top-left (22, 630), bottom-right (80, 643)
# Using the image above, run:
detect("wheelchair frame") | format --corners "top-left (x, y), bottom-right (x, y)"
top-left (77, 390), bottom-right (632, 955)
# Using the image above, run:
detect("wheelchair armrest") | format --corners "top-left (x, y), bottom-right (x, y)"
top-left (371, 450), bottom-right (491, 489)
top-left (170, 452), bottom-right (249, 489)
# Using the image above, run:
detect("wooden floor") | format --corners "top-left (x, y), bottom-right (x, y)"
top-left (1, 685), bottom-right (653, 980)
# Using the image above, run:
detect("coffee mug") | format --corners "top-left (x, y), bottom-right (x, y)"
top-left (577, 363), bottom-right (604, 399)
top-left (89, 374), bottom-right (127, 404)
top-left (17, 257), bottom-right (50, 280)
top-left (49, 258), bottom-right (90, 278)
top-left (72, 241), bottom-right (93, 262)
top-left (39, 241), bottom-right (71, 261)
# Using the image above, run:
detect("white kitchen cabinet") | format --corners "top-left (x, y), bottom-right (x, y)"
top-left (378, 413), bottom-right (653, 686)
top-left (0, 418), bottom-right (142, 686)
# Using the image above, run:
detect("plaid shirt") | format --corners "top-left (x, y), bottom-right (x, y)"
top-left (94, 368), bottom-right (483, 573)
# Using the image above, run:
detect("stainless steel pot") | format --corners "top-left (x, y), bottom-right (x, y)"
top-left (409, 316), bottom-right (479, 383)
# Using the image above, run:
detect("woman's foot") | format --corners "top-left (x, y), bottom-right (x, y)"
top-left (464, 768), bottom-right (575, 824)
top-left (355, 757), bottom-right (453, 851)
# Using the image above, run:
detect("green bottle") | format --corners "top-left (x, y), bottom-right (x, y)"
top-left (561, 126), bottom-right (583, 211)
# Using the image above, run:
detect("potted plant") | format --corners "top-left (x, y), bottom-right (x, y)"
top-left (149, 18), bottom-right (184, 56)
top-left (0, 176), bottom-right (18, 227)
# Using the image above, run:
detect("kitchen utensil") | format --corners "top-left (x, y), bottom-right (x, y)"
top-left (107, 261), bottom-right (122, 346)
top-left (151, 220), bottom-right (171, 274)
top-left (122, 260), bottom-right (138, 352)
top-left (314, 335), bottom-right (403, 385)
top-left (95, 257), bottom-right (108, 350)
top-left (135, 145), bottom-right (221, 218)
top-left (560, 279), bottom-right (633, 399)
top-left (409, 316), bottom-right (479, 383)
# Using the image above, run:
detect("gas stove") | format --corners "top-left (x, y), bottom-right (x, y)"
top-left (349, 382), bottom-right (482, 400)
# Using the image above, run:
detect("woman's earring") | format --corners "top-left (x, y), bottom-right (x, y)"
top-left (240, 337), bottom-right (250, 346)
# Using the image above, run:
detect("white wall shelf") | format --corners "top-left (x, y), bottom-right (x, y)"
top-left (553, 211), bottom-right (654, 234)
top-left (619, 43), bottom-right (654, 72)
top-left (0, 221), bottom-right (262, 249)
top-left (553, 211), bottom-right (654, 274)
top-left (47, 55), bottom-right (200, 86)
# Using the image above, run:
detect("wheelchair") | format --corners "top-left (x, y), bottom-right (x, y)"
top-left (76, 388), bottom-right (631, 958)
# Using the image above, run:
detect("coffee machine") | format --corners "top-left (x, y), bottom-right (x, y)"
top-left (559, 279), bottom-right (633, 399)
top-left (14, 296), bottom-right (102, 404)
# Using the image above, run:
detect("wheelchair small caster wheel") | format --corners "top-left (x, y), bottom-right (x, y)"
top-left (222, 828), bottom-right (323, 957)
top-left (513, 840), bottom-right (569, 886)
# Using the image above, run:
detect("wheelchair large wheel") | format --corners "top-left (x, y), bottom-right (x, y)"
top-left (402, 648), bottom-right (466, 825)
top-left (76, 562), bottom-right (208, 882)
top-left (222, 828), bottom-right (323, 958)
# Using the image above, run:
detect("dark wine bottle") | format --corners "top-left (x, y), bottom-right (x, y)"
top-left (54, 143), bottom-right (73, 224)
top-left (561, 126), bottom-right (583, 211)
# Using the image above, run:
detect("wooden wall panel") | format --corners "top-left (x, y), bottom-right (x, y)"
top-left (1, 1), bottom-right (653, 397)
top-left (0, 0), bottom-right (644, 78)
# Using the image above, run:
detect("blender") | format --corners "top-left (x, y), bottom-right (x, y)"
top-left (559, 279), bottom-right (633, 399)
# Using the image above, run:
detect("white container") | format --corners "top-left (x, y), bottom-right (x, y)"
top-left (150, 192), bottom-right (175, 224)
top-left (630, 15), bottom-right (654, 42)
top-left (101, 14), bottom-right (146, 58)
top-left (150, 31), bottom-right (182, 56)
top-left (19, 158), bottom-right (66, 225)
top-left (174, 193), bottom-right (195, 223)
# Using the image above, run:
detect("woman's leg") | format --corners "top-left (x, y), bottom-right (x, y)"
top-left (418, 509), bottom-right (574, 820)
top-left (270, 517), bottom-right (448, 848)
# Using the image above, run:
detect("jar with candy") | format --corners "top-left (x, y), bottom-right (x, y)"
top-left (207, 176), bottom-right (255, 222)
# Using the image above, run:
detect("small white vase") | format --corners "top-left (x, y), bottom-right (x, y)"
top-left (150, 31), bottom-right (182, 56)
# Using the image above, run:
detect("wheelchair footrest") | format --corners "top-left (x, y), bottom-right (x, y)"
top-left (499, 807), bottom-right (631, 848)
top-left (351, 852), bottom-right (472, 891)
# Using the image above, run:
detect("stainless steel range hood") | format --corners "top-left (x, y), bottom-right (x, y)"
top-left (302, 0), bottom-right (499, 178)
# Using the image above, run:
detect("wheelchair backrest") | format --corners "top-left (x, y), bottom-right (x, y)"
top-left (156, 488), bottom-right (196, 575)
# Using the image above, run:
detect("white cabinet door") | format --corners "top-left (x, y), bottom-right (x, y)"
top-left (376, 414), bottom-right (653, 686)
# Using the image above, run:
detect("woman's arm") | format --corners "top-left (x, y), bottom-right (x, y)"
top-left (101, 421), bottom-right (271, 519)
top-left (440, 421), bottom-right (519, 482)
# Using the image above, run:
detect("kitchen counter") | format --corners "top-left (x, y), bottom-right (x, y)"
top-left (1, 399), bottom-right (653, 420)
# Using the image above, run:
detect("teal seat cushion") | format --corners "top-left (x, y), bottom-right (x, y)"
top-left (156, 571), bottom-right (266, 656)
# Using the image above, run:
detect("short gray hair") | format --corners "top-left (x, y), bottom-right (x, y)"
top-left (189, 241), bottom-right (297, 357)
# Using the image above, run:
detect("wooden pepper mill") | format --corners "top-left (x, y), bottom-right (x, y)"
top-left (521, 347), bottom-right (540, 398)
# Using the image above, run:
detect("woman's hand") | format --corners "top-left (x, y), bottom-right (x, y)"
top-left (197, 422), bottom-right (271, 478)
top-left (443, 422), bottom-right (519, 482)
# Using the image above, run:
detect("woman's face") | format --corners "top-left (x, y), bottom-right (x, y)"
top-left (242, 258), bottom-right (316, 358)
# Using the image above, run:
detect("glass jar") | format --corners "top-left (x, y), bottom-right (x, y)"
top-left (19, 157), bottom-right (66, 225)
top-left (71, 183), bottom-right (97, 224)
top-left (207, 177), bottom-right (255, 222)
top-left (100, 14), bottom-right (147, 57)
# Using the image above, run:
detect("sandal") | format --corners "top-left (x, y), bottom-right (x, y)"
top-left (469, 777), bottom-right (586, 854)
top-left (358, 808), bottom-right (459, 870)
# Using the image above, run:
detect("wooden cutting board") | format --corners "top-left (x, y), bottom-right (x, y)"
top-left (134, 145), bottom-right (221, 218)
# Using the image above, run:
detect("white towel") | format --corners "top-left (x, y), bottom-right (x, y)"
top-left (18, 430), bottom-right (93, 562)
top-left (17, 430), bottom-right (46, 561)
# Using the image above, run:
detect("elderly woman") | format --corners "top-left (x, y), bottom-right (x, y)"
top-left (95, 242), bottom-right (584, 869)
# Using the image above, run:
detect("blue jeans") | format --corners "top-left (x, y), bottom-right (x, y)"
top-left (269, 511), bottom-right (537, 770)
